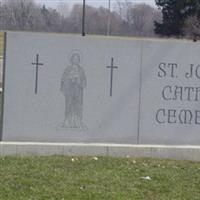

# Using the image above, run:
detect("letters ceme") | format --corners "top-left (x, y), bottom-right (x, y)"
top-left (156, 109), bottom-right (200, 125)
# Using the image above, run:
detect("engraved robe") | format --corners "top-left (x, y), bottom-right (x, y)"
top-left (60, 65), bottom-right (87, 128)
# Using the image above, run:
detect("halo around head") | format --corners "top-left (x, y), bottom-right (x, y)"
top-left (68, 49), bottom-right (83, 63)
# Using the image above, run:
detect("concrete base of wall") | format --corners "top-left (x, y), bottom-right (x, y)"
top-left (0, 142), bottom-right (200, 161)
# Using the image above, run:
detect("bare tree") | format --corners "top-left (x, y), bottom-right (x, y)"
top-left (1, 0), bottom-right (40, 30)
top-left (41, 5), bottom-right (62, 32)
top-left (115, 1), bottom-right (162, 37)
top-left (0, 0), bottom-right (161, 37)
top-left (56, 2), bottom-right (70, 18)
top-left (66, 4), bottom-right (82, 33)
top-left (1, 0), bottom-right (43, 30)
top-left (0, 0), bottom-right (63, 32)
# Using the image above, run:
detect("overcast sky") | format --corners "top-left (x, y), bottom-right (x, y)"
top-left (35, 0), bottom-right (156, 8)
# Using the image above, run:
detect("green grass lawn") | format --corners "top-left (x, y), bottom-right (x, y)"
top-left (0, 156), bottom-right (200, 200)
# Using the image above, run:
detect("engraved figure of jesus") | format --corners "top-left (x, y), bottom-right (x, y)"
top-left (60, 51), bottom-right (87, 129)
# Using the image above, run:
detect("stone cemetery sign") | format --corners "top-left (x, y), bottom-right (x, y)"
top-left (1, 31), bottom-right (200, 145)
